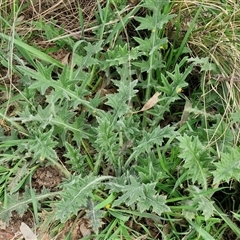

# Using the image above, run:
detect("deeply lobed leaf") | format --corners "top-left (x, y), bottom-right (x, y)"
top-left (177, 134), bottom-right (211, 189)
top-left (213, 147), bottom-right (240, 184)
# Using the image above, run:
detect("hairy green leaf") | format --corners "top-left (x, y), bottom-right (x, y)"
top-left (0, 188), bottom-right (54, 225)
top-left (86, 201), bottom-right (105, 234)
top-left (188, 186), bottom-right (215, 221)
top-left (141, 0), bottom-right (170, 11)
top-left (136, 14), bottom-right (175, 31)
top-left (131, 125), bottom-right (176, 159)
top-left (107, 176), bottom-right (170, 215)
top-left (55, 175), bottom-right (113, 223)
top-left (213, 147), bottom-right (240, 184)
top-left (177, 134), bottom-right (211, 189)
top-left (28, 129), bottom-right (58, 161)
top-left (138, 184), bottom-right (170, 215)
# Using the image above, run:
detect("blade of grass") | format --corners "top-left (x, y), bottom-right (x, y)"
top-left (0, 32), bottom-right (63, 68)
top-left (29, 185), bottom-right (39, 225)
top-left (170, 4), bottom-right (203, 67)
top-left (214, 204), bottom-right (240, 239)
top-left (105, 4), bottom-right (142, 45)
top-left (187, 220), bottom-right (215, 240)
top-left (0, 111), bottom-right (28, 135)
top-left (0, 191), bottom-right (61, 218)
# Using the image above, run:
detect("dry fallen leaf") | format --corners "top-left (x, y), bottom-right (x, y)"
top-left (60, 52), bottom-right (71, 65)
top-left (20, 222), bottom-right (37, 240)
top-left (0, 220), bottom-right (6, 230)
top-left (79, 221), bottom-right (91, 237)
top-left (180, 100), bottom-right (192, 127)
top-left (138, 92), bottom-right (161, 113)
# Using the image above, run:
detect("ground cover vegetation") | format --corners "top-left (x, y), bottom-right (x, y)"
top-left (0, 0), bottom-right (240, 239)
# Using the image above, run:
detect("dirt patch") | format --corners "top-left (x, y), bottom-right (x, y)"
top-left (0, 165), bottom-right (63, 240)
top-left (32, 165), bottom-right (63, 192)
top-left (54, 216), bottom-right (93, 240)
top-left (0, 211), bottom-right (35, 240)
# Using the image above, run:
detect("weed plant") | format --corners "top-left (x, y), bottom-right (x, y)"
top-left (0, 0), bottom-right (240, 239)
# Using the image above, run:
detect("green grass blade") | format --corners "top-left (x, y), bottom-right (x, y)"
top-left (214, 204), bottom-right (240, 239)
top-left (171, 4), bottom-right (202, 67)
top-left (0, 32), bottom-right (63, 68)
top-left (187, 220), bottom-right (215, 240)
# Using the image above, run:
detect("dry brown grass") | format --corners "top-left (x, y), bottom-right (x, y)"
top-left (25, 0), bottom-right (98, 30)
top-left (1, 0), bottom-right (103, 39)
top-left (168, 1), bottom-right (240, 146)
top-left (173, 0), bottom-right (240, 77)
